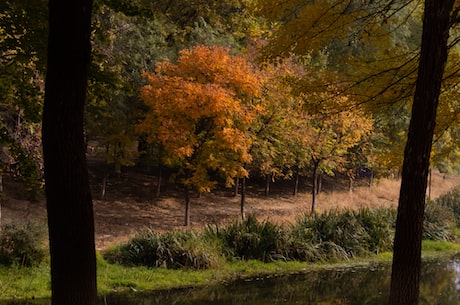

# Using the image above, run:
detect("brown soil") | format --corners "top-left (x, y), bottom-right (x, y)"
top-left (1, 164), bottom-right (459, 251)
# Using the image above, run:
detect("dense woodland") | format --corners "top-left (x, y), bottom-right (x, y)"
top-left (3, 1), bottom-right (460, 305)
top-left (2, 1), bottom-right (460, 205)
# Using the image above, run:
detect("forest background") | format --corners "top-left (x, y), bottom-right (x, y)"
top-left (2, 1), bottom-right (460, 230)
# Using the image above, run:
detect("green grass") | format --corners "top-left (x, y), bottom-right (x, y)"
top-left (2, 243), bottom-right (459, 301)
top-left (0, 264), bottom-right (50, 300)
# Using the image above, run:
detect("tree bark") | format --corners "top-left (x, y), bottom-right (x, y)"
top-left (293, 168), bottom-right (299, 196)
top-left (184, 184), bottom-right (191, 226)
top-left (265, 174), bottom-right (270, 196)
top-left (240, 176), bottom-right (246, 220)
top-left (389, 1), bottom-right (454, 304)
top-left (311, 161), bottom-right (319, 214)
top-left (43, 0), bottom-right (97, 304)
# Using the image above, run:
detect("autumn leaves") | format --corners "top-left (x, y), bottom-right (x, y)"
top-left (138, 45), bottom-right (372, 219)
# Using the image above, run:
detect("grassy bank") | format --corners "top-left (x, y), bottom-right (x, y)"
top-left (1, 186), bottom-right (460, 301)
top-left (0, 240), bottom-right (459, 301)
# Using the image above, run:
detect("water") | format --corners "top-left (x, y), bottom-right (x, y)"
top-left (104, 256), bottom-right (460, 305)
top-left (4, 256), bottom-right (460, 305)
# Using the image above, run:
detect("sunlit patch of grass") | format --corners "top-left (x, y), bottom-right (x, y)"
top-left (421, 240), bottom-right (460, 252)
top-left (0, 264), bottom-right (50, 300)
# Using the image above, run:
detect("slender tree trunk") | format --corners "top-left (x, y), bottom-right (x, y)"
top-left (240, 176), bottom-right (246, 220)
top-left (389, 1), bottom-right (453, 304)
top-left (234, 177), bottom-right (239, 197)
top-left (316, 173), bottom-right (322, 194)
top-left (101, 161), bottom-right (109, 200)
top-left (427, 167), bottom-right (432, 201)
top-left (348, 176), bottom-right (353, 193)
top-left (43, 0), bottom-right (97, 304)
top-left (265, 174), bottom-right (270, 196)
top-left (293, 168), bottom-right (299, 196)
top-left (369, 169), bottom-right (373, 189)
top-left (184, 184), bottom-right (191, 226)
top-left (155, 166), bottom-right (162, 198)
top-left (311, 161), bottom-right (319, 214)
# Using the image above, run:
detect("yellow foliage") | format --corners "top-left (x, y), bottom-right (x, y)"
top-left (138, 45), bottom-right (262, 190)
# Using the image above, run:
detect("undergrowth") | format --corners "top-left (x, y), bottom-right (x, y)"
top-left (104, 186), bottom-right (460, 269)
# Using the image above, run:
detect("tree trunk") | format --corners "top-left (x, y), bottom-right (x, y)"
top-left (316, 173), bottom-right (322, 194)
top-left (101, 161), bottom-right (109, 200)
top-left (427, 167), bottom-right (432, 201)
top-left (293, 168), bottom-right (299, 196)
top-left (43, 0), bottom-right (97, 304)
top-left (389, 1), bottom-right (453, 304)
top-left (265, 174), bottom-right (270, 196)
top-left (155, 166), bottom-right (162, 198)
top-left (311, 161), bottom-right (319, 214)
top-left (369, 169), bottom-right (373, 189)
top-left (240, 176), bottom-right (246, 220)
top-left (184, 184), bottom-right (191, 226)
top-left (234, 177), bottom-right (239, 197)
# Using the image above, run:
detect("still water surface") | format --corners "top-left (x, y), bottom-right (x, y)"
top-left (5, 256), bottom-right (460, 305)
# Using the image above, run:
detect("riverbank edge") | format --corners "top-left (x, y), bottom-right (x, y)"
top-left (1, 240), bottom-right (459, 302)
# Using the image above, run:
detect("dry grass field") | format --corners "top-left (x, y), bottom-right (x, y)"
top-left (1, 168), bottom-right (459, 250)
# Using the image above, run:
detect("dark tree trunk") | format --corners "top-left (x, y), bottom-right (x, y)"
top-left (265, 174), bottom-right (270, 196)
top-left (293, 168), bottom-right (299, 196)
top-left (369, 169), bottom-right (373, 189)
top-left (43, 0), bottom-right (97, 304)
top-left (311, 161), bottom-right (319, 214)
top-left (389, 1), bottom-right (454, 304)
top-left (155, 166), bottom-right (162, 198)
top-left (234, 177), bottom-right (239, 196)
top-left (240, 176), bottom-right (246, 220)
top-left (184, 184), bottom-right (191, 226)
top-left (316, 173), bottom-right (322, 194)
top-left (101, 160), bottom-right (109, 200)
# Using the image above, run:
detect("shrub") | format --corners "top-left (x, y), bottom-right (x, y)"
top-left (0, 222), bottom-right (48, 267)
top-left (104, 229), bottom-right (222, 269)
top-left (206, 215), bottom-right (290, 262)
top-left (290, 208), bottom-right (395, 261)
top-left (432, 187), bottom-right (460, 227)
top-left (423, 202), bottom-right (454, 241)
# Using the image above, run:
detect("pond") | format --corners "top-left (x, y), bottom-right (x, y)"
top-left (4, 256), bottom-right (460, 305)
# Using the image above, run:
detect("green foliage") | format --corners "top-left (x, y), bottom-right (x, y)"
top-left (431, 186), bottom-right (460, 227)
top-left (0, 222), bottom-right (48, 267)
top-left (106, 200), bottom-right (459, 270)
top-left (104, 229), bottom-right (222, 270)
top-left (291, 209), bottom-right (396, 261)
top-left (206, 215), bottom-right (289, 262)
top-left (423, 202), bottom-right (455, 241)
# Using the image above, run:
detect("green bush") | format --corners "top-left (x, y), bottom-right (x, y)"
top-left (432, 187), bottom-right (460, 227)
top-left (104, 229), bottom-right (222, 269)
top-left (206, 215), bottom-right (290, 262)
top-left (290, 208), bottom-right (396, 261)
top-left (423, 202), bottom-right (454, 241)
top-left (0, 222), bottom-right (48, 267)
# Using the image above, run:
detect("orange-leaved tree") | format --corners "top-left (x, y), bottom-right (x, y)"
top-left (138, 45), bottom-right (262, 226)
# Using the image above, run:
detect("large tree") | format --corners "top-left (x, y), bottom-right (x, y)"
top-left (389, 1), bottom-right (455, 304)
top-left (43, 0), bottom-right (97, 304)
top-left (138, 45), bottom-right (261, 225)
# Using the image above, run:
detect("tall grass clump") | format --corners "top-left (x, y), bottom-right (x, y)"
top-left (103, 229), bottom-right (222, 269)
top-left (0, 222), bottom-right (48, 267)
top-left (206, 215), bottom-right (290, 262)
top-left (290, 208), bottom-right (396, 261)
top-left (423, 201), bottom-right (455, 241)
top-left (431, 186), bottom-right (460, 227)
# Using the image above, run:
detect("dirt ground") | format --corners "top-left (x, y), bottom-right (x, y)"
top-left (1, 165), bottom-right (459, 251)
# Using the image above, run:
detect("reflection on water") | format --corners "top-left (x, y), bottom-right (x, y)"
top-left (3, 256), bottom-right (460, 305)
